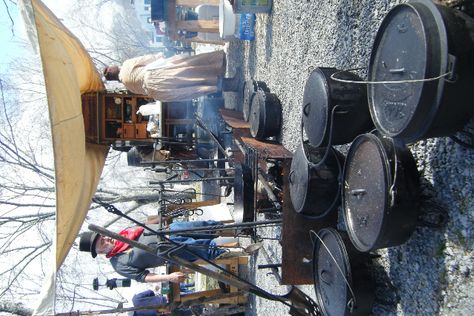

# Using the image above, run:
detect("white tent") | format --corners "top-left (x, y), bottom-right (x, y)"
top-left (18, 0), bottom-right (109, 314)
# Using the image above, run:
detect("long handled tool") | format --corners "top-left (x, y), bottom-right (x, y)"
top-left (89, 224), bottom-right (320, 316)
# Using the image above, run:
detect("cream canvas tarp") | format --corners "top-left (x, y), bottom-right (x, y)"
top-left (18, 0), bottom-right (109, 314)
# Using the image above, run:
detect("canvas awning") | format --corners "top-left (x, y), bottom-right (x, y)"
top-left (18, 0), bottom-right (109, 314)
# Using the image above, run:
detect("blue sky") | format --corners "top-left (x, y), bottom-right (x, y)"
top-left (0, 2), bottom-right (21, 67)
top-left (0, 1), bottom-right (69, 70)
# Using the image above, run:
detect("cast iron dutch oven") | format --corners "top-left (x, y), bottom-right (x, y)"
top-left (233, 163), bottom-right (254, 223)
top-left (342, 132), bottom-right (420, 252)
top-left (242, 79), bottom-right (270, 122)
top-left (303, 67), bottom-right (373, 147)
top-left (127, 147), bottom-right (141, 166)
top-left (249, 89), bottom-right (282, 140)
top-left (289, 142), bottom-right (345, 218)
top-left (313, 228), bottom-right (375, 316)
top-left (368, 0), bottom-right (474, 143)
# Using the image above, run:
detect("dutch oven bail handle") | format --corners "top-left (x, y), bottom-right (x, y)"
top-left (299, 104), bottom-right (343, 169)
top-left (300, 105), bottom-right (345, 186)
top-left (369, 129), bottom-right (398, 208)
top-left (309, 229), bottom-right (357, 312)
top-left (290, 106), bottom-right (344, 219)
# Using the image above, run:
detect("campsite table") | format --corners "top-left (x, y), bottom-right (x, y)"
top-left (166, 0), bottom-right (224, 45)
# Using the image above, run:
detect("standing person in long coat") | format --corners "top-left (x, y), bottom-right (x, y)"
top-left (103, 50), bottom-right (241, 102)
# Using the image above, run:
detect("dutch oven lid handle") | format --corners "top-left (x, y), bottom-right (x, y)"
top-left (289, 170), bottom-right (296, 184)
top-left (299, 119), bottom-right (327, 169)
top-left (388, 138), bottom-right (398, 208)
top-left (369, 129), bottom-right (398, 207)
top-left (300, 103), bottom-right (340, 150)
top-left (303, 102), bottom-right (311, 117)
top-left (309, 229), bottom-right (358, 305)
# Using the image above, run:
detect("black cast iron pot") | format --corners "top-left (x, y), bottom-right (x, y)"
top-left (242, 79), bottom-right (270, 122)
top-left (289, 142), bottom-right (345, 218)
top-left (313, 228), bottom-right (375, 316)
top-left (249, 90), bottom-right (282, 140)
top-left (233, 163), bottom-right (254, 223)
top-left (342, 132), bottom-right (420, 252)
top-left (368, 0), bottom-right (474, 143)
top-left (127, 147), bottom-right (141, 166)
top-left (303, 67), bottom-right (373, 147)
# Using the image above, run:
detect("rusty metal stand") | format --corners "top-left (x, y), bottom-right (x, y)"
top-left (219, 109), bottom-right (339, 285)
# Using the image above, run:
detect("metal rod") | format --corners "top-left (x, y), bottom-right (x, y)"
top-left (154, 136), bottom-right (196, 141)
top-left (233, 235), bottom-right (281, 240)
top-left (257, 207), bottom-right (281, 213)
top-left (194, 114), bottom-right (230, 159)
top-left (139, 219), bottom-right (282, 236)
top-left (257, 172), bottom-right (281, 209)
top-left (159, 189), bottom-right (226, 198)
top-left (258, 263), bottom-right (282, 269)
top-left (159, 141), bottom-right (194, 146)
top-left (252, 149), bottom-right (259, 241)
top-left (140, 158), bottom-right (229, 165)
top-left (149, 176), bottom-right (233, 185)
top-left (169, 167), bottom-right (233, 173)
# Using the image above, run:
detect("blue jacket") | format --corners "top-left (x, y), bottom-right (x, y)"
top-left (132, 290), bottom-right (166, 316)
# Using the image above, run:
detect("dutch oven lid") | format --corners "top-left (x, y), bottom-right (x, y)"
top-left (313, 228), bottom-right (352, 316)
top-left (250, 89), bottom-right (265, 138)
top-left (243, 80), bottom-right (257, 122)
top-left (289, 144), bottom-right (310, 213)
top-left (368, 0), bottom-right (448, 140)
top-left (302, 68), bottom-right (332, 147)
top-left (342, 133), bottom-right (390, 251)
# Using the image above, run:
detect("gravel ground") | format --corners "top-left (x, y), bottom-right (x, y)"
top-left (221, 1), bottom-right (474, 315)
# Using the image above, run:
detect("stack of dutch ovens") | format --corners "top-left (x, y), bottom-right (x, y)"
top-left (290, 0), bottom-right (474, 315)
top-left (242, 79), bottom-right (283, 140)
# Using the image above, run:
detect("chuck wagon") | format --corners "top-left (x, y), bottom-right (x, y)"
top-left (80, 90), bottom-right (197, 157)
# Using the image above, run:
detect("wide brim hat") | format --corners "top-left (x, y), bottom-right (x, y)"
top-left (79, 231), bottom-right (99, 258)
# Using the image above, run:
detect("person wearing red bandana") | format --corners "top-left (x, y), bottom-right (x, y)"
top-left (79, 220), bottom-right (226, 284)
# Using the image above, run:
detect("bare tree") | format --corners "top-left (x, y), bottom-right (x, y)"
top-left (0, 54), bottom-right (171, 311)
top-left (0, 0), bottom-right (177, 312)
top-left (0, 301), bottom-right (33, 316)
top-left (63, 0), bottom-right (165, 68)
